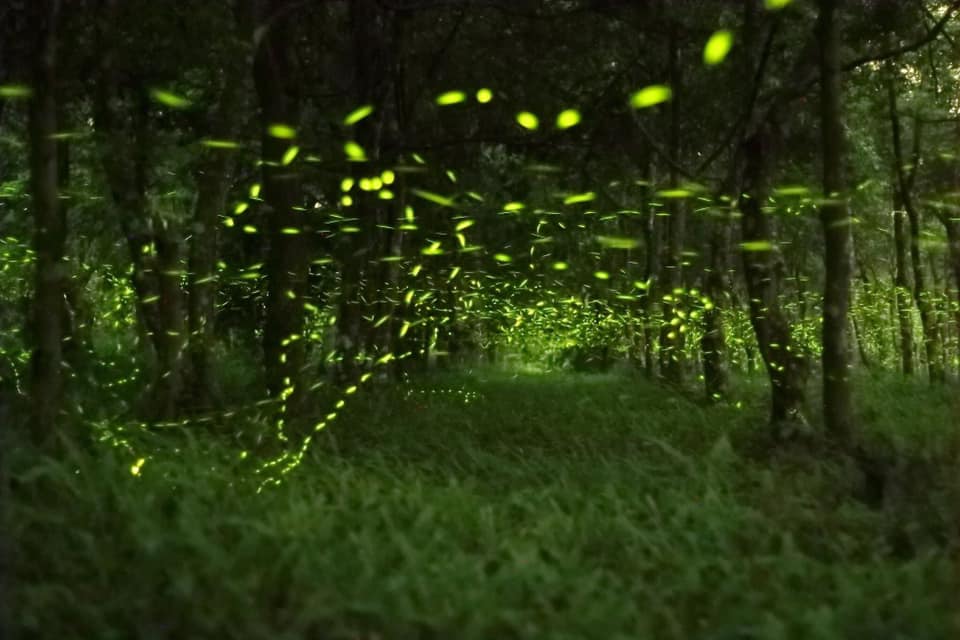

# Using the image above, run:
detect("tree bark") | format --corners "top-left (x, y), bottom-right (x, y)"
top-left (639, 157), bottom-right (659, 379)
top-left (943, 214), bottom-right (960, 356)
top-left (152, 223), bottom-right (186, 421)
top-left (817, 0), bottom-right (855, 440)
top-left (27, 0), bottom-right (65, 441)
top-left (334, 0), bottom-right (395, 382)
top-left (701, 200), bottom-right (731, 402)
top-left (739, 120), bottom-right (809, 432)
top-left (658, 18), bottom-right (686, 385)
top-left (254, 0), bottom-right (310, 406)
top-left (893, 190), bottom-right (915, 374)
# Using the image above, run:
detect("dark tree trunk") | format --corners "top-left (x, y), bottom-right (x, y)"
top-left (893, 191), bottom-right (915, 374)
top-left (816, 0), bottom-right (855, 440)
top-left (335, 0), bottom-right (394, 383)
top-left (636, 150), bottom-right (659, 378)
top-left (27, 0), bottom-right (65, 441)
top-left (254, 0), bottom-right (310, 406)
top-left (944, 215), bottom-right (960, 354)
top-left (658, 19), bottom-right (685, 385)
top-left (739, 121), bottom-right (809, 432)
top-left (701, 200), bottom-right (731, 402)
top-left (152, 224), bottom-right (186, 421)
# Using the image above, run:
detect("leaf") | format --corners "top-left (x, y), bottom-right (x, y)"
top-left (455, 220), bottom-right (475, 232)
top-left (150, 88), bottom-right (191, 109)
top-left (556, 109), bottom-right (582, 129)
top-left (493, 253), bottom-right (512, 263)
top-left (764, 0), bottom-right (792, 9)
top-left (343, 104), bottom-right (374, 125)
top-left (703, 30), bottom-right (734, 65)
top-left (630, 85), bottom-right (672, 109)
top-left (436, 90), bottom-right (467, 106)
top-left (476, 88), bottom-right (493, 103)
top-left (516, 111), bottom-right (539, 130)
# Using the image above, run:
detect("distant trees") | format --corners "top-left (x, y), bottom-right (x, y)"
top-left (254, 0), bottom-right (310, 410)
top-left (6, 0), bottom-right (960, 443)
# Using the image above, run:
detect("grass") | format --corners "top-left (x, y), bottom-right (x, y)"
top-left (6, 367), bottom-right (960, 639)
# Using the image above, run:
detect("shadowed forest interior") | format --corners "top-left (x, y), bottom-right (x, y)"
top-left (3, 0), bottom-right (960, 637)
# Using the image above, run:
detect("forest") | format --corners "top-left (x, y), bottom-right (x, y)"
top-left (3, 0), bottom-right (960, 637)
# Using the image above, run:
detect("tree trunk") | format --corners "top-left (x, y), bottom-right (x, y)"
top-left (739, 120), bottom-right (809, 433)
top-left (335, 0), bottom-right (393, 383)
top-left (944, 214), bottom-right (960, 357)
top-left (893, 190), bottom-right (915, 374)
top-left (816, 0), bottom-right (855, 440)
top-left (152, 224), bottom-right (186, 421)
top-left (658, 19), bottom-right (685, 385)
top-left (637, 152), bottom-right (659, 378)
top-left (701, 200), bottom-right (731, 402)
top-left (254, 0), bottom-right (310, 407)
top-left (27, 0), bottom-right (65, 441)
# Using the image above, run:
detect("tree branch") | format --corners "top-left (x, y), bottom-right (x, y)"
top-left (842, 0), bottom-right (960, 71)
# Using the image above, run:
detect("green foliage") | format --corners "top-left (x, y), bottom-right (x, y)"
top-left (8, 371), bottom-right (959, 638)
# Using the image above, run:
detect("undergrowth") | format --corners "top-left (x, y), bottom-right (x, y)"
top-left (6, 369), bottom-right (960, 639)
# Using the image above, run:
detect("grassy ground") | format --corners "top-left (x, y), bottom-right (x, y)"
top-left (7, 368), bottom-right (960, 639)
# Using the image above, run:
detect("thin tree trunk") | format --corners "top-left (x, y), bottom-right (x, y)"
top-left (817, 0), bottom-right (855, 440)
top-left (893, 190), bottom-right (915, 374)
top-left (702, 0), bottom-right (758, 402)
top-left (153, 223), bottom-right (186, 420)
top-left (255, 0), bottom-right (310, 407)
top-left (638, 154), bottom-right (659, 378)
top-left (944, 214), bottom-right (960, 358)
top-left (27, 0), bottom-right (65, 441)
top-left (658, 19), bottom-right (685, 385)
top-left (335, 0), bottom-right (392, 383)
top-left (701, 200), bottom-right (731, 402)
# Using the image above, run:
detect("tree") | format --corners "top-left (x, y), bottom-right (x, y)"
top-left (816, 0), bottom-right (855, 439)
top-left (27, 0), bottom-right (65, 440)
top-left (887, 69), bottom-right (945, 383)
top-left (254, 0), bottom-right (311, 409)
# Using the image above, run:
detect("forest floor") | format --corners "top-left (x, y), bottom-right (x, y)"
top-left (8, 368), bottom-right (960, 639)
